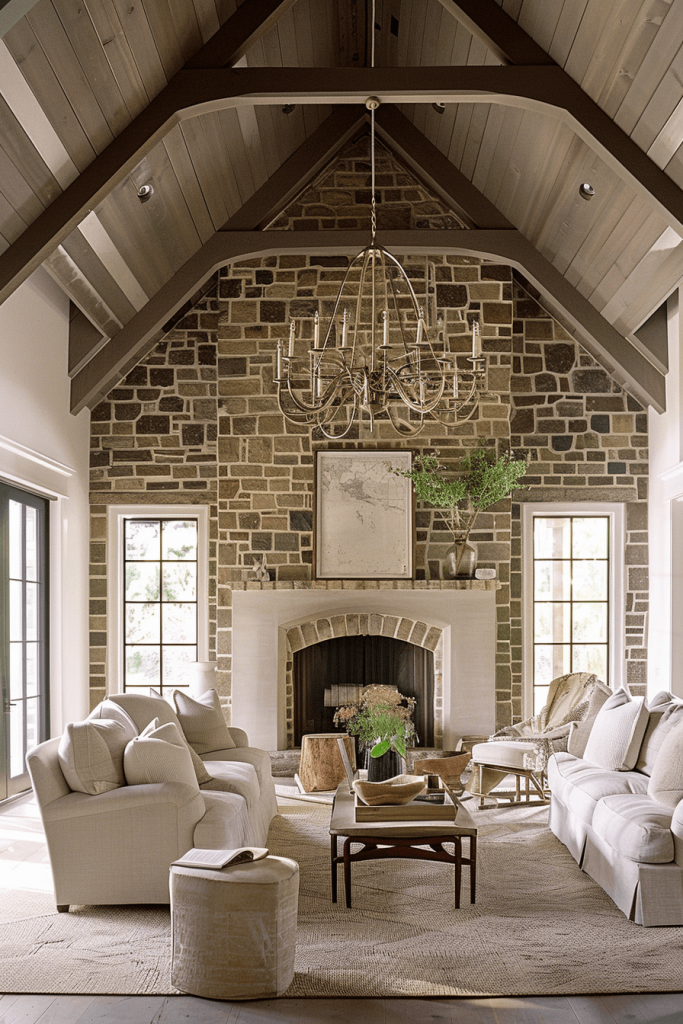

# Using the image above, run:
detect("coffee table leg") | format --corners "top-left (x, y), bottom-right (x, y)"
top-left (343, 838), bottom-right (352, 908)
top-left (331, 834), bottom-right (338, 902)
top-left (470, 836), bottom-right (477, 904)
top-left (455, 838), bottom-right (461, 910)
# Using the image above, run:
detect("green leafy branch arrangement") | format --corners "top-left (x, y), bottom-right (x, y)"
top-left (334, 685), bottom-right (416, 759)
top-left (391, 446), bottom-right (529, 539)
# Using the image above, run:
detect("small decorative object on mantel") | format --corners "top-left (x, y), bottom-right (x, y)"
top-left (391, 445), bottom-right (528, 580)
top-left (249, 554), bottom-right (270, 582)
top-left (334, 684), bottom-right (416, 782)
top-left (475, 568), bottom-right (497, 580)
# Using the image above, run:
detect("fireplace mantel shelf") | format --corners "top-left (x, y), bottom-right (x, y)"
top-left (231, 579), bottom-right (501, 591)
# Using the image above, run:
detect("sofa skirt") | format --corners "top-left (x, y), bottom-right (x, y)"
top-left (582, 828), bottom-right (683, 926)
top-left (549, 793), bottom-right (589, 866)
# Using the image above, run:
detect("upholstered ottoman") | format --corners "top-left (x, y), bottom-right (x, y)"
top-left (170, 856), bottom-right (299, 1000)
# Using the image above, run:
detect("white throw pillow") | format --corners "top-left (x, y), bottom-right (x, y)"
top-left (173, 688), bottom-right (236, 755)
top-left (637, 695), bottom-right (683, 776)
top-left (123, 718), bottom-right (199, 792)
top-left (58, 719), bottom-right (129, 795)
top-left (648, 719), bottom-right (683, 808)
top-left (583, 689), bottom-right (649, 771)
top-left (144, 689), bottom-right (214, 785)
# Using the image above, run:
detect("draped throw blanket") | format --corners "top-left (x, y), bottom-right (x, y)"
top-left (465, 673), bottom-right (611, 798)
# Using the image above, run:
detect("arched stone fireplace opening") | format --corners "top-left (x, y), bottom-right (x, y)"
top-left (230, 583), bottom-right (497, 752)
top-left (284, 613), bottom-right (443, 750)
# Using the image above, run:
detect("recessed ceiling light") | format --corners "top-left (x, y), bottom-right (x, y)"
top-left (282, 104), bottom-right (296, 115)
top-left (579, 182), bottom-right (595, 200)
top-left (137, 184), bottom-right (153, 203)
top-left (432, 102), bottom-right (446, 114)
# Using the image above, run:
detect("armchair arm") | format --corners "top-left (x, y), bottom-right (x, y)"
top-left (522, 725), bottom-right (575, 773)
top-left (227, 727), bottom-right (249, 748)
top-left (41, 781), bottom-right (203, 822)
top-left (487, 722), bottom-right (573, 745)
top-left (40, 782), bottom-right (207, 907)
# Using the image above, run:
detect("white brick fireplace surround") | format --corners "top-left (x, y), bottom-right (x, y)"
top-left (231, 582), bottom-right (498, 750)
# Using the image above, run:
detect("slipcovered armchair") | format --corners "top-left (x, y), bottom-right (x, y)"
top-left (464, 672), bottom-right (611, 807)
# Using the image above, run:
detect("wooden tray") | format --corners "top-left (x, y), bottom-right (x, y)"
top-left (353, 790), bottom-right (458, 822)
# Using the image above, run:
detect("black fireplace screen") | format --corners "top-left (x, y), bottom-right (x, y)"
top-left (293, 634), bottom-right (434, 747)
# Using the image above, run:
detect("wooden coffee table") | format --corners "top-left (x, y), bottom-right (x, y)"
top-left (329, 783), bottom-right (477, 909)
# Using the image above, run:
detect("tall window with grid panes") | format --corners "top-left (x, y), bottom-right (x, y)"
top-left (530, 515), bottom-right (611, 715)
top-left (123, 518), bottom-right (198, 696)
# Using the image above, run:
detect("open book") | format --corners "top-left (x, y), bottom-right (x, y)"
top-left (172, 847), bottom-right (268, 870)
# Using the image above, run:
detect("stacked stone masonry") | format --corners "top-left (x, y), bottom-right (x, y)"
top-left (89, 138), bottom-right (648, 732)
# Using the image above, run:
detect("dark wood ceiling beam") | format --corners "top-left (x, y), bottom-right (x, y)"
top-left (0, 0), bottom-right (297, 306)
top-left (435, 0), bottom-right (554, 66)
top-left (3, 65), bottom-right (683, 313)
top-left (374, 105), bottom-right (512, 230)
top-left (70, 229), bottom-right (665, 416)
top-left (186, 0), bottom-right (297, 69)
top-left (65, 104), bottom-right (364, 372)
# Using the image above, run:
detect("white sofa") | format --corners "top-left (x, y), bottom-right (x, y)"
top-left (548, 689), bottom-right (683, 926)
top-left (26, 692), bottom-right (277, 911)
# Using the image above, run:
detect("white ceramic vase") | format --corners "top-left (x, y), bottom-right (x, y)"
top-left (187, 661), bottom-right (217, 698)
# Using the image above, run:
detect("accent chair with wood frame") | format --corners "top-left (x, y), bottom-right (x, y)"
top-left (465, 673), bottom-right (611, 807)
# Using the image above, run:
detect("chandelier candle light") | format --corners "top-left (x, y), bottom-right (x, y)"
top-left (273, 5), bottom-right (490, 437)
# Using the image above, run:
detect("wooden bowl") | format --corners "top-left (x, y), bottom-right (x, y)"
top-left (353, 774), bottom-right (427, 806)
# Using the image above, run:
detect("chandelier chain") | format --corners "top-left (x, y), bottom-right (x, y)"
top-left (370, 0), bottom-right (377, 244)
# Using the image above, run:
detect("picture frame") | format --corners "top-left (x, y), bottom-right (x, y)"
top-left (314, 450), bottom-right (413, 579)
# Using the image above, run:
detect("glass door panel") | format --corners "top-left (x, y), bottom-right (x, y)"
top-left (0, 483), bottom-right (49, 800)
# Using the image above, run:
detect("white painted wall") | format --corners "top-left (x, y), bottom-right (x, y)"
top-left (0, 268), bottom-right (91, 732)
top-left (648, 291), bottom-right (683, 697)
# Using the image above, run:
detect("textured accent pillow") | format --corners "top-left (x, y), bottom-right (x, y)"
top-left (567, 684), bottom-right (612, 758)
top-left (145, 689), bottom-right (214, 785)
top-left (648, 719), bottom-right (683, 807)
top-left (58, 719), bottom-right (129, 795)
top-left (87, 699), bottom-right (138, 740)
top-left (648, 690), bottom-right (678, 709)
top-left (123, 718), bottom-right (199, 791)
top-left (108, 690), bottom-right (213, 786)
top-left (637, 698), bottom-right (683, 776)
top-left (173, 688), bottom-right (236, 755)
top-left (583, 689), bottom-right (649, 771)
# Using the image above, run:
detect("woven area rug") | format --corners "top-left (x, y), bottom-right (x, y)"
top-left (2, 798), bottom-right (683, 996)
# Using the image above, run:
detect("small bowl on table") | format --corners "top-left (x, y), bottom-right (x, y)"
top-left (353, 774), bottom-right (427, 806)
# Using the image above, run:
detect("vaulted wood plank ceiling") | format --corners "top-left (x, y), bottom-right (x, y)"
top-left (0, 0), bottom-right (682, 414)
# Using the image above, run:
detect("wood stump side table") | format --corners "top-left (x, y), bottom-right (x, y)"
top-left (298, 733), bottom-right (356, 792)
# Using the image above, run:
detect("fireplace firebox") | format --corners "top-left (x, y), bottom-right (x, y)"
top-left (293, 634), bottom-right (434, 747)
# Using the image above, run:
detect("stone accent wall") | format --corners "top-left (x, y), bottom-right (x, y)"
top-left (508, 280), bottom-right (649, 703)
top-left (88, 294), bottom-right (221, 708)
top-left (88, 136), bottom-right (648, 730)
